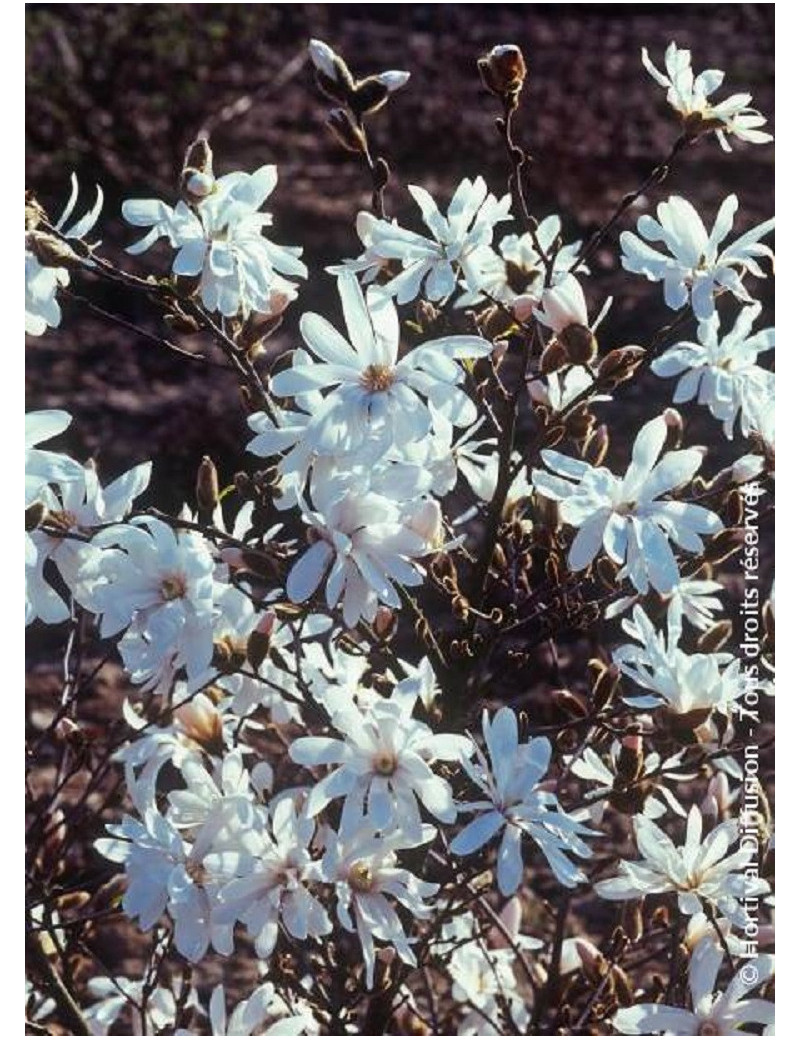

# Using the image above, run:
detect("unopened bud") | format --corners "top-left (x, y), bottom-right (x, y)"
top-left (696, 619), bottom-right (732, 653)
top-left (616, 733), bottom-right (644, 782)
top-left (478, 45), bottom-right (527, 105)
top-left (27, 231), bottom-right (79, 269)
top-left (25, 501), bottom-right (48, 531)
top-left (246, 611), bottom-right (277, 670)
top-left (662, 407), bottom-right (684, 450)
top-left (326, 108), bottom-right (367, 153)
top-left (196, 456), bottom-right (220, 514)
top-left (584, 423), bottom-right (609, 466)
top-left (309, 39), bottom-right (355, 103)
top-left (351, 76), bottom-right (391, 117)
top-left (598, 345), bottom-right (645, 387)
top-left (538, 338), bottom-right (568, 376)
top-left (373, 606), bottom-right (397, 641)
top-left (591, 662), bottom-right (620, 710)
top-left (559, 323), bottom-right (597, 365)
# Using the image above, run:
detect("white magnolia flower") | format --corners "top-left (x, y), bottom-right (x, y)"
top-left (290, 686), bottom-right (469, 838)
top-left (652, 304), bottom-right (774, 439)
top-left (84, 972), bottom-right (197, 1036)
top-left (432, 908), bottom-right (540, 1034)
top-left (80, 516), bottom-right (218, 685)
top-left (614, 601), bottom-right (744, 720)
top-left (451, 707), bottom-right (594, 895)
top-left (570, 739), bottom-right (689, 824)
top-left (122, 165), bottom-right (306, 318)
top-left (620, 195), bottom-right (774, 320)
top-left (528, 363), bottom-right (610, 415)
top-left (605, 575), bottom-right (726, 632)
top-left (642, 42), bottom-right (773, 152)
top-left (286, 482), bottom-right (439, 628)
top-left (200, 982), bottom-right (312, 1036)
top-left (320, 822), bottom-right (438, 988)
top-left (270, 272), bottom-right (492, 457)
top-left (614, 935), bottom-right (774, 1035)
top-left (25, 410), bottom-right (83, 509)
top-left (26, 174), bottom-right (103, 335)
top-left (213, 791), bottom-right (331, 958)
top-left (595, 806), bottom-right (770, 926)
top-left (455, 218), bottom-right (584, 309)
top-left (333, 177), bottom-right (512, 304)
top-left (26, 460), bottom-right (151, 626)
top-left (531, 414), bottom-right (722, 595)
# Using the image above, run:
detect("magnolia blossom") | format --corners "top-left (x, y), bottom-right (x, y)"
top-left (332, 177), bottom-right (512, 304)
top-left (642, 42), bottom-right (773, 152)
top-left (652, 304), bottom-right (775, 439)
top-left (25, 174), bottom-right (103, 335)
top-left (595, 806), bottom-right (770, 926)
top-left (614, 935), bottom-right (774, 1035)
top-left (290, 686), bottom-right (469, 838)
top-left (286, 480), bottom-right (440, 627)
top-left (26, 460), bottom-right (151, 625)
top-left (431, 908), bottom-right (540, 1033)
top-left (198, 983), bottom-right (313, 1037)
top-left (614, 601), bottom-right (743, 721)
top-left (80, 516), bottom-right (218, 685)
top-left (569, 741), bottom-right (689, 824)
top-left (620, 194), bottom-right (774, 320)
top-left (455, 219), bottom-right (584, 310)
top-left (270, 273), bottom-right (492, 457)
top-left (451, 707), bottom-right (594, 895)
top-left (122, 165), bottom-right (306, 317)
top-left (84, 973), bottom-right (198, 1036)
top-left (532, 414), bottom-right (722, 594)
top-left (320, 823), bottom-right (439, 988)
top-left (212, 792), bottom-right (331, 959)
top-left (25, 409), bottom-right (83, 509)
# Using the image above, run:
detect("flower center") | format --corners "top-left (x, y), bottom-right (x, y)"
top-left (372, 749), bottom-right (398, 776)
top-left (348, 861), bottom-right (375, 893)
top-left (360, 364), bottom-right (395, 393)
top-left (698, 1020), bottom-right (721, 1036)
top-left (160, 572), bottom-right (188, 602)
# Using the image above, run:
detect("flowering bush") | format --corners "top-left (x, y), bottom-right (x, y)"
top-left (25, 33), bottom-right (774, 1037)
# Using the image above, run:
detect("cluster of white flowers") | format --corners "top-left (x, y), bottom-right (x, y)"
top-left (24, 33), bottom-right (775, 1038)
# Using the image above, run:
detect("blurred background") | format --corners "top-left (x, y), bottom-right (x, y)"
top-left (25, 1), bottom-right (774, 511)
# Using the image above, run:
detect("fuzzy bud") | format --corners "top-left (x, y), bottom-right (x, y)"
top-left (326, 108), bottom-right (367, 153)
top-left (195, 455), bottom-right (220, 514)
top-left (597, 345), bottom-right (645, 388)
top-left (559, 323), bottom-right (597, 365)
top-left (478, 45), bottom-right (527, 105)
top-left (246, 611), bottom-right (277, 670)
top-left (27, 231), bottom-right (79, 269)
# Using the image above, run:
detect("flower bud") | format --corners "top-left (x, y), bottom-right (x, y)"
top-left (538, 338), bottom-right (568, 376)
top-left (326, 108), bottom-right (367, 153)
top-left (559, 323), bottom-right (597, 365)
top-left (373, 606), bottom-right (397, 641)
top-left (246, 610), bottom-right (277, 670)
top-left (181, 136), bottom-right (215, 203)
top-left (25, 501), bottom-right (48, 531)
top-left (696, 619), bottom-right (732, 653)
top-left (27, 231), bottom-right (79, 269)
top-left (309, 39), bottom-right (355, 102)
top-left (478, 45), bottom-right (527, 104)
top-left (597, 345), bottom-right (645, 387)
top-left (195, 455), bottom-right (220, 514)
top-left (375, 70), bottom-right (410, 93)
top-left (351, 76), bottom-right (391, 116)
